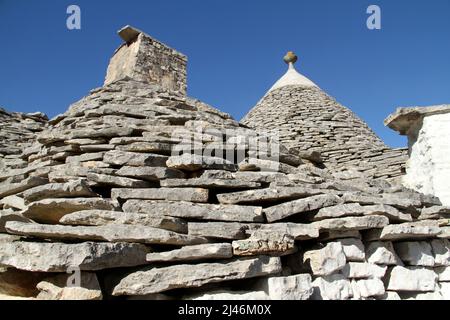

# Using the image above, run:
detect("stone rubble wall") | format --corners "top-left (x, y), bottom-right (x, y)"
top-left (242, 86), bottom-right (408, 182)
top-left (0, 80), bottom-right (448, 300)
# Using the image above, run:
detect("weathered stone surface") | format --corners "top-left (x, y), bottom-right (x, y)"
top-left (319, 230), bottom-right (362, 241)
top-left (313, 202), bottom-right (411, 223)
top-left (166, 154), bottom-right (237, 172)
top-left (341, 263), bottom-right (387, 279)
top-left (303, 242), bottom-right (346, 276)
top-left (59, 210), bottom-right (187, 233)
top-left (103, 150), bottom-right (168, 167)
top-left (36, 272), bottom-right (102, 300)
top-left (0, 209), bottom-right (33, 232)
top-left (21, 198), bottom-right (118, 224)
top-left (311, 274), bottom-right (352, 300)
top-left (187, 290), bottom-right (269, 300)
top-left (112, 256), bottom-right (282, 296)
top-left (161, 178), bottom-right (260, 189)
top-left (117, 142), bottom-right (172, 154)
top-left (419, 206), bottom-right (450, 220)
top-left (122, 200), bottom-right (264, 222)
top-left (66, 152), bottom-right (105, 164)
top-left (23, 179), bottom-right (97, 203)
top-left (313, 203), bottom-right (366, 220)
top-left (87, 173), bottom-right (151, 188)
top-left (232, 231), bottom-right (295, 257)
top-left (394, 241), bottom-right (435, 266)
top-left (365, 221), bottom-right (442, 241)
top-left (387, 266), bottom-right (438, 292)
top-left (264, 194), bottom-right (342, 223)
top-left (335, 238), bottom-right (365, 262)
top-left (0, 176), bottom-right (48, 198)
top-left (366, 241), bottom-right (403, 265)
top-left (313, 216), bottom-right (389, 232)
top-left (430, 239), bottom-right (450, 266)
top-left (0, 195), bottom-right (26, 210)
top-left (259, 274), bottom-right (313, 300)
top-left (435, 266), bottom-right (450, 281)
top-left (5, 221), bottom-right (206, 246)
top-left (146, 243), bottom-right (233, 262)
top-left (0, 241), bottom-right (149, 272)
top-left (111, 188), bottom-right (209, 203)
top-left (217, 187), bottom-right (322, 205)
top-left (115, 166), bottom-right (185, 181)
top-left (0, 234), bottom-right (20, 243)
top-left (342, 193), bottom-right (420, 211)
top-left (351, 279), bottom-right (385, 298)
top-left (188, 222), bottom-right (248, 240)
top-left (245, 222), bottom-right (319, 240)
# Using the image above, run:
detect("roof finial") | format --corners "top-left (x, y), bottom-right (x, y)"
top-left (283, 51), bottom-right (298, 65)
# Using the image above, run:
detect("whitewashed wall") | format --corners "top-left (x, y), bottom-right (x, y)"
top-left (403, 112), bottom-right (450, 205)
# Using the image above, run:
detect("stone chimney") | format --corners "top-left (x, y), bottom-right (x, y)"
top-left (104, 25), bottom-right (187, 95)
top-left (385, 105), bottom-right (450, 205)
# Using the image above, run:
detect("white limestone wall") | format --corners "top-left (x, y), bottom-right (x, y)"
top-left (403, 112), bottom-right (450, 205)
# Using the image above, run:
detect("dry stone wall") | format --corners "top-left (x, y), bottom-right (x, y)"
top-left (0, 27), bottom-right (448, 300)
top-left (0, 78), bottom-right (448, 300)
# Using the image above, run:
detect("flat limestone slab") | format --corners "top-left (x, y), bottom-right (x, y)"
top-left (115, 166), bottom-right (185, 181)
top-left (384, 105), bottom-right (450, 135)
top-left (217, 187), bottom-right (323, 205)
top-left (0, 176), bottom-right (48, 198)
top-left (232, 231), bottom-right (296, 257)
top-left (264, 194), bottom-right (342, 222)
top-left (0, 241), bottom-right (149, 272)
top-left (111, 188), bottom-right (209, 203)
top-left (5, 221), bottom-right (206, 246)
top-left (364, 221), bottom-right (442, 241)
top-left (160, 178), bottom-right (261, 189)
top-left (122, 200), bottom-right (264, 222)
top-left (86, 173), bottom-right (151, 188)
top-left (188, 222), bottom-right (248, 240)
top-left (103, 150), bottom-right (168, 167)
top-left (312, 216), bottom-right (389, 232)
top-left (21, 198), bottom-right (118, 224)
top-left (112, 256), bottom-right (282, 296)
top-left (245, 223), bottom-right (319, 240)
top-left (146, 243), bottom-right (233, 262)
top-left (59, 210), bottom-right (187, 233)
top-left (23, 179), bottom-right (97, 203)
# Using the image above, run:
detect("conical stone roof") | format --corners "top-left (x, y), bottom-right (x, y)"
top-left (0, 28), bottom-right (448, 300)
top-left (242, 54), bottom-right (408, 181)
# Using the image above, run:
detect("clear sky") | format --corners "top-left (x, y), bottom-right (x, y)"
top-left (1, 0), bottom-right (450, 147)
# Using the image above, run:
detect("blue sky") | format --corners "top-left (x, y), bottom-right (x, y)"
top-left (1, 1), bottom-right (450, 148)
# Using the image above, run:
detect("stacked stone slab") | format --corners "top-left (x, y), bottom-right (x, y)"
top-left (242, 74), bottom-right (408, 182)
top-left (0, 27), bottom-right (449, 300)
top-left (0, 107), bottom-right (48, 172)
